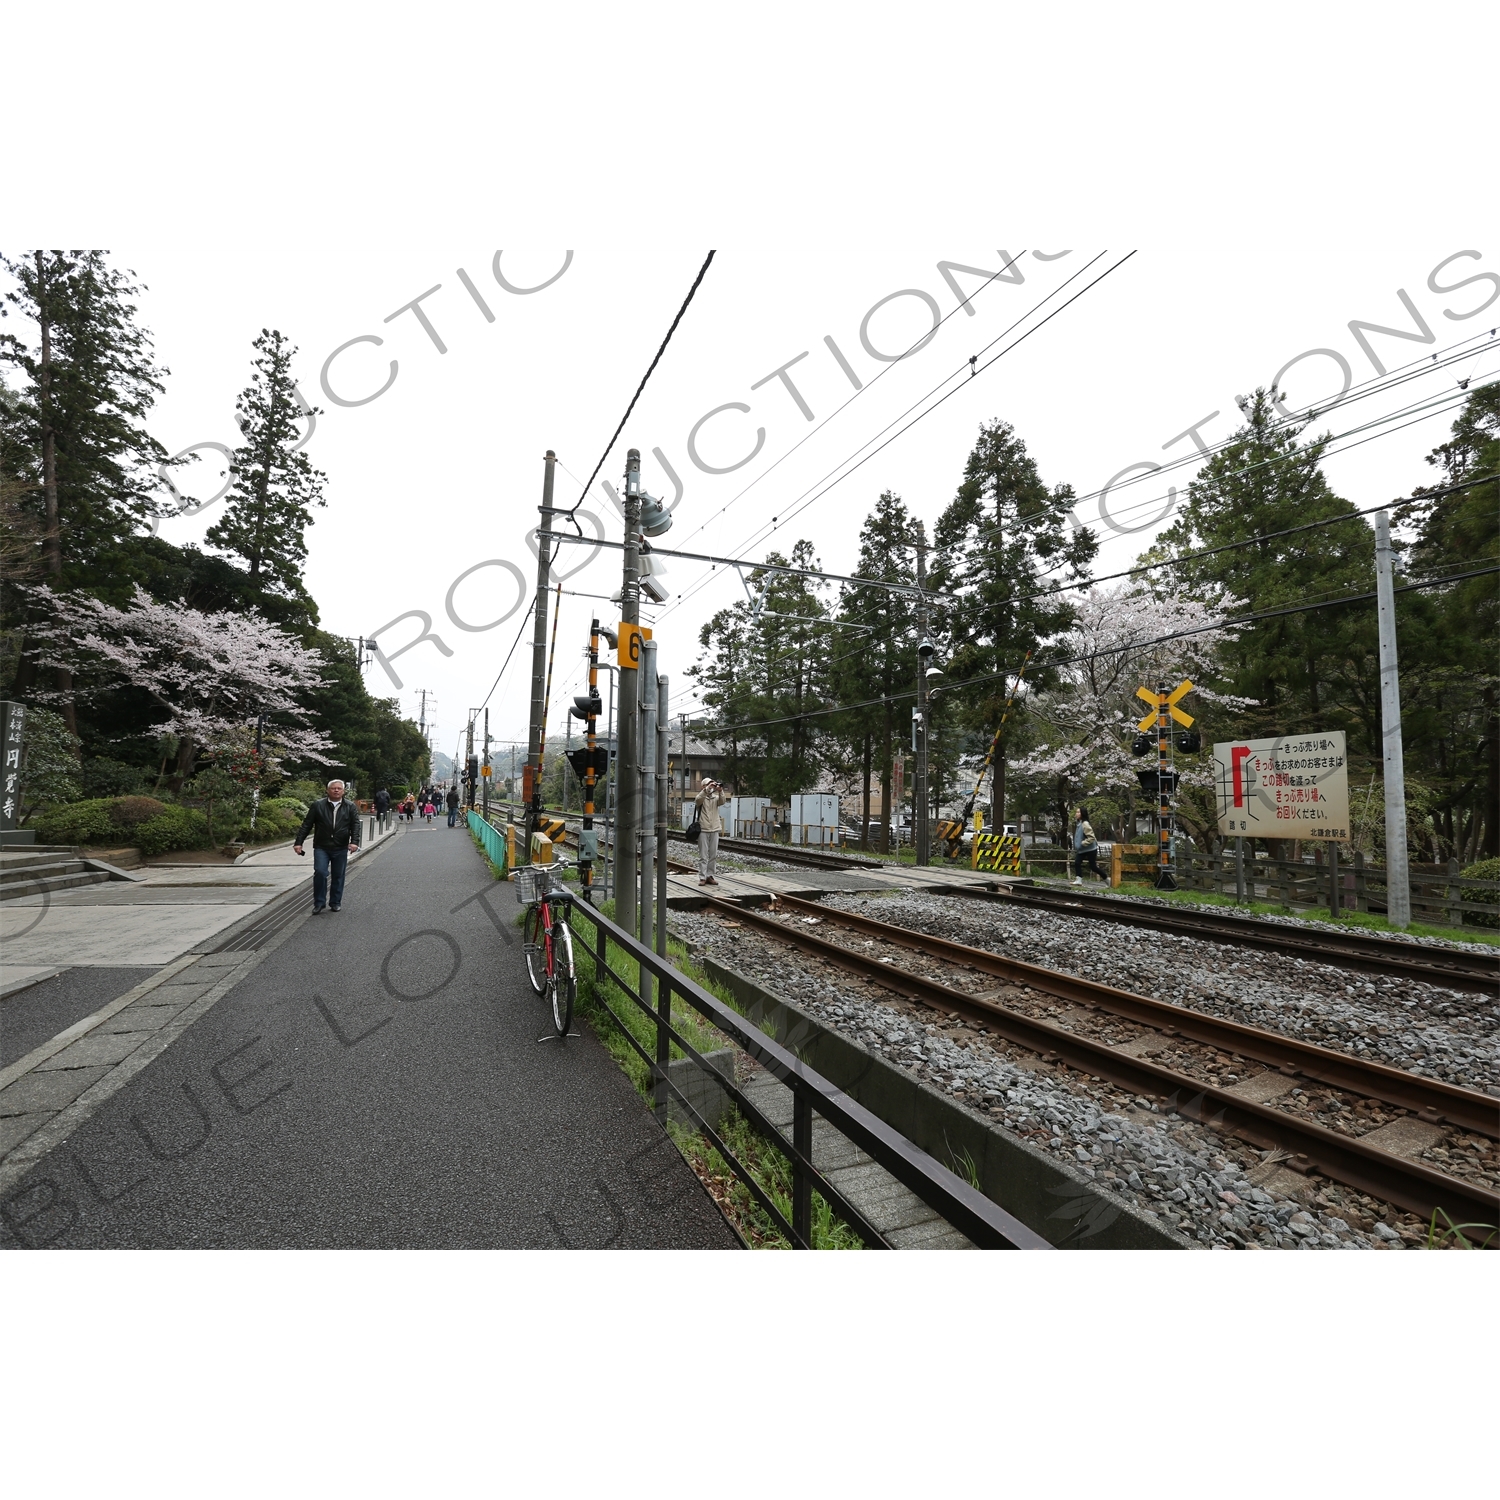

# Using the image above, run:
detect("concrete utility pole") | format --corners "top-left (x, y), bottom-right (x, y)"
top-left (525, 450), bottom-right (558, 851)
top-left (639, 638), bottom-right (658, 999)
top-left (656, 672), bottom-right (669, 958)
top-left (1374, 509), bottom-right (1411, 928)
top-left (615, 449), bottom-right (643, 935)
top-left (913, 522), bottom-right (931, 866)
top-left (465, 712), bottom-right (475, 810)
top-left (482, 708), bottom-right (490, 821)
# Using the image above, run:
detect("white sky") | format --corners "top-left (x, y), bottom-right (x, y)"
top-left (7, 4), bottom-right (1496, 766)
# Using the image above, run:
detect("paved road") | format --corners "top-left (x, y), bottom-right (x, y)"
top-left (0, 823), bottom-right (736, 1249)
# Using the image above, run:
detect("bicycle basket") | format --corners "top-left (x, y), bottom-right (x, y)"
top-left (513, 865), bottom-right (553, 906)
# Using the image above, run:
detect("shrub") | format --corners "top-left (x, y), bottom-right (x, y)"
top-left (79, 757), bottom-right (150, 798)
top-left (108, 795), bottom-right (168, 832)
top-left (1461, 857), bottom-right (1500, 928)
top-left (135, 806), bottom-right (211, 857)
top-left (35, 799), bottom-right (116, 846)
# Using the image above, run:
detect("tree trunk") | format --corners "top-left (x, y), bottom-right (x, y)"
top-left (169, 736), bottom-right (197, 792)
top-left (880, 700), bottom-right (895, 854)
top-left (1485, 686), bottom-right (1498, 859)
top-left (35, 252), bottom-right (77, 738)
top-left (861, 730), bottom-right (872, 851)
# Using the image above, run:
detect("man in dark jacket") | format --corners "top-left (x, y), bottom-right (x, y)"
top-left (374, 786), bottom-right (391, 831)
top-left (294, 779), bottom-right (362, 913)
top-left (446, 785), bottom-right (460, 827)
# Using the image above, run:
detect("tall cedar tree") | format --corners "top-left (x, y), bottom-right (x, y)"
top-left (206, 329), bottom-right (325, 603)
top-left (832, 491), bottom-right (917, 851)
top-left (1394, 381), bottom-right (1499, 859)
top-left (1, 252), bottom-right (171, 731)
top-left (690, 541), bottom-right (830, 800)
top-left (931, 419), bottom-right (1096, 825)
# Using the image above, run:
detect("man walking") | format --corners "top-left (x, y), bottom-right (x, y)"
top-left (374, 786), bottom-right (391, 833)
top-left (294, 779), bottom-right (362, 913)
top-left (446, 784), bottom-right (460, 828)
top-left (692, 779), bottom-right (733, 886)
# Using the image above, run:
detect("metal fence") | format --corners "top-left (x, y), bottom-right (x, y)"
top-left (562, 897), bottom-right (1048, 1250)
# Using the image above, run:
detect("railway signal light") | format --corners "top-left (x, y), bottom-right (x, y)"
top-left (1176, 728), bottom-right (1202, 754)
top-left (570, 690), bottom-right (602, 720)
top-left (1135, 678), bottom-right (1195, 892)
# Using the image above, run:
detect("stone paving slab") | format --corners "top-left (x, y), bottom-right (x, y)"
top-left (0, 1066), bottom-right (111, 1114)
top-left (0, 1113), bottom-right (52, 1156)
top-left (33, 1031), bottom-right (155, 1070)
top-left (0, 903), bottom-right (262, 967)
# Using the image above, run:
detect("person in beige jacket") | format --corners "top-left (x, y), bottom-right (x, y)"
top-left (692, 780), bottom-right (733, 885)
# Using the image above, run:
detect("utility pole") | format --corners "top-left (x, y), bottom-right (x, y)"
top-left (913, 522), bottom-right (931, 866)
top-left (639, 638), bottom-right (658, 1003)
top-left (465, 712), bottom-right (476, 811)
top-left (482, 708), bottom-right (491, 821)
top-left (656, 672), bottom-right (669, 956)
top-left (615, 448), bottom-right (643, 936)
top-left (525, 450), bottom-right (558, 853)
top-left (570, 620), bottom-right (606, 903)
top-left (1374, 509), bottom-right (1411, 928)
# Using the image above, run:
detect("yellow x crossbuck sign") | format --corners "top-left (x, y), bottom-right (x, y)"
top-left (1136, 679), bottom-right (1195, 734)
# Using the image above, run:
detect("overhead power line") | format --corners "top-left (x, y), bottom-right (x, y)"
top-left (693, 563), bottom-right (1500, 737)
top-left (566, 250), bottom-right (716, 520)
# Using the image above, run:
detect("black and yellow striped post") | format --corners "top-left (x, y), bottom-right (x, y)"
top-left (1135, 678), bottom-right (1194, 892)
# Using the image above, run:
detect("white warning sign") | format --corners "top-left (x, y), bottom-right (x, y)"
top-left (1213, 731), bottom-right (1350, 841)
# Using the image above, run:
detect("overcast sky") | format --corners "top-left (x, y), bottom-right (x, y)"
top-left (7, 4), bottom-right (1495, 764)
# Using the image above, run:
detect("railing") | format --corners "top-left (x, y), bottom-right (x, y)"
top-left (467, 809), bottom-right (510, 874)
top-left (563, 897), bottom-right (1049, 1250)
top-left (1172, 849), bottom-right (1500, 926)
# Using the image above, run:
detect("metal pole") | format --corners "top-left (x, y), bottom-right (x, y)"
top-left (604, 667), bottom-right (615, 900)
top-left (482, 709), bottom-right (490, 821)
top-left (656, 672), bottom-right (669, 958)
top-left (1235, 834), bottom-right (1246, 903)
top-left (580, 619), bottom-right (601, 903)
top-left (639, 638), bottom-right (657, 1004)
top-left (616, 448), bottom-right (643, 936)
top-left (1154, 679), bottom-right (1177, 891)
top-left (525, 450), bottom-right (558, 853)
top-left (465, 713), bottom-right (475, 812)
top-left (1374, 508), bottom-right (1411, 928)
top-left (914, 523), bottom-right (930, 866)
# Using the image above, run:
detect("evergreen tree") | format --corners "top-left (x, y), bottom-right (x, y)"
top-left (1157, 388), bottom-right (1376, 751)
top-left (1, 251), bottom-right (173, 730)
top-left (931, 419), bottom-right (1096, 824)
top-left (206, 329), bottom-right (326, 602)
top-left (832, 491), bottom-right (917, 851)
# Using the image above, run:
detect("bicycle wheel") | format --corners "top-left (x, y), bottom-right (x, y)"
top-left (548, 919), bottom-right (575, 1037)
top-left (523, 902), bottom-right (547, 994)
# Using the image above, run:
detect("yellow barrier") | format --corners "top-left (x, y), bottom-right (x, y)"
top-left (1110, 843), bottom-right (1158, 887)
top-left (973, 833), bottom-right (1022, 873)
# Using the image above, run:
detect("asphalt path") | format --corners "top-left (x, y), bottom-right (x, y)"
top-left (0, 823), bottom-right (736, 1249)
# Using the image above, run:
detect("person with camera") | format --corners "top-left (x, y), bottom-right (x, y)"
top-left (689, 779), bottom-right (733, 886)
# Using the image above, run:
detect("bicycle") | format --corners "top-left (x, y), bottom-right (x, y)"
top-left (515, 856), bottom-right (576, 1037)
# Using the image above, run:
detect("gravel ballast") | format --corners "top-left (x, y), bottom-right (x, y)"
top-left (670, 902), bottom-right (1495, 1251)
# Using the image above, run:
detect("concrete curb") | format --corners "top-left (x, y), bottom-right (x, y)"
top-left (699, 955), bottom-right (1189, 1251)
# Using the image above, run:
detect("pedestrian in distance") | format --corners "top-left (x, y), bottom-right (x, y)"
top-left (294, 779), bottom-right (362, 913)
top-left (1072, 806), bottom-right (1100, 884)
top-left (446, 785), bottom-right (460, 827)
top-left (422, 797), bottom-right (435, 824)
top-left (374, 786), bottom-right (390, 832)
top-left (691, 778), bottom-right (732, 885)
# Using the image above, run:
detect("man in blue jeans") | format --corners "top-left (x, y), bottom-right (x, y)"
top-left (294, 779), bottom-right (362, 913)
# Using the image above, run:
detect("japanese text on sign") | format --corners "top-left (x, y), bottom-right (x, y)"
top-left (1212, 731), bottom-right (1349, 841)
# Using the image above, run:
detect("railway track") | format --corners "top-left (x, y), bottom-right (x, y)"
top-left (667, 831), bottom-right (882, 872)
top-left (706, 893), bottom-right (1500, 1228)
top-left (945, 882), bottom-right (1499, 997)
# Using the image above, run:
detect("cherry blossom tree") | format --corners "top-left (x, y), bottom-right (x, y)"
top-left (1013, 584), bottom-right (1255, 838)
top-left (23, 584), bottom-right (333, 785)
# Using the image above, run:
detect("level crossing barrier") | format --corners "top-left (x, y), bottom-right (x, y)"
top-left (563, 897), bottom-right (1048, 1250)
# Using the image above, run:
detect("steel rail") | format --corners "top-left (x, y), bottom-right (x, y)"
top-left (942, 882), bottom-right (1500, 996)
top-left (667, 830), bottom-right (885, 872)
top-left (765, 892), bottom-right (1499, 1136)
top-left (707, 899), bottom-right (1500, 1227)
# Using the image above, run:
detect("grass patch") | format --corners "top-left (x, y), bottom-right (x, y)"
top-left (565, 898), bottom-right (862, 1249)
top-left (1084, 879), bottom-right (1500, 947)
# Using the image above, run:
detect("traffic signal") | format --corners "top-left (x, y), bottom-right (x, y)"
top-left (1136, 769), bottom-right (1178, 797)
top-left (567, 746), bottom-right (611, 781)
top-left (1131, 732), bottom-right (1154, 757)
top-left (1175, 728), bottom-right (1202, 754)
top-left (466, 754), bottom-right (479, 784)
top-left (569, 690), bottom-right (602, 720)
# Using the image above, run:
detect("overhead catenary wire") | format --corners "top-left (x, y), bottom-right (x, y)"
top-left (565, 250), bottom-right (716, 521)
top-left (663, 252), bottom-right (1128, 621)
top-left (692, 563), bottom-right (1500, 738)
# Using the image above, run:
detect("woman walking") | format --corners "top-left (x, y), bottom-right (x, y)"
top-left (1072, 806), bottom-right (1100, 884)
top-left (691, 779), bottom-right (733, 886)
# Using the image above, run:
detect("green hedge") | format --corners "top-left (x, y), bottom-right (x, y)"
top-left (1461, 857), bottom-right (1500, 928)
top-left (35, 799), bottom-right (116, 845)
top-left (135, 806), bottom-right (211, 856)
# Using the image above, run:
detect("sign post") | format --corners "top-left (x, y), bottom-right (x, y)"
top-left (1, 702), bottom-right (33, 846)
top-left (1136, 678), bottom-right (1194, 891)
top-left (1212, 731), bottom-right (1350, 845)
